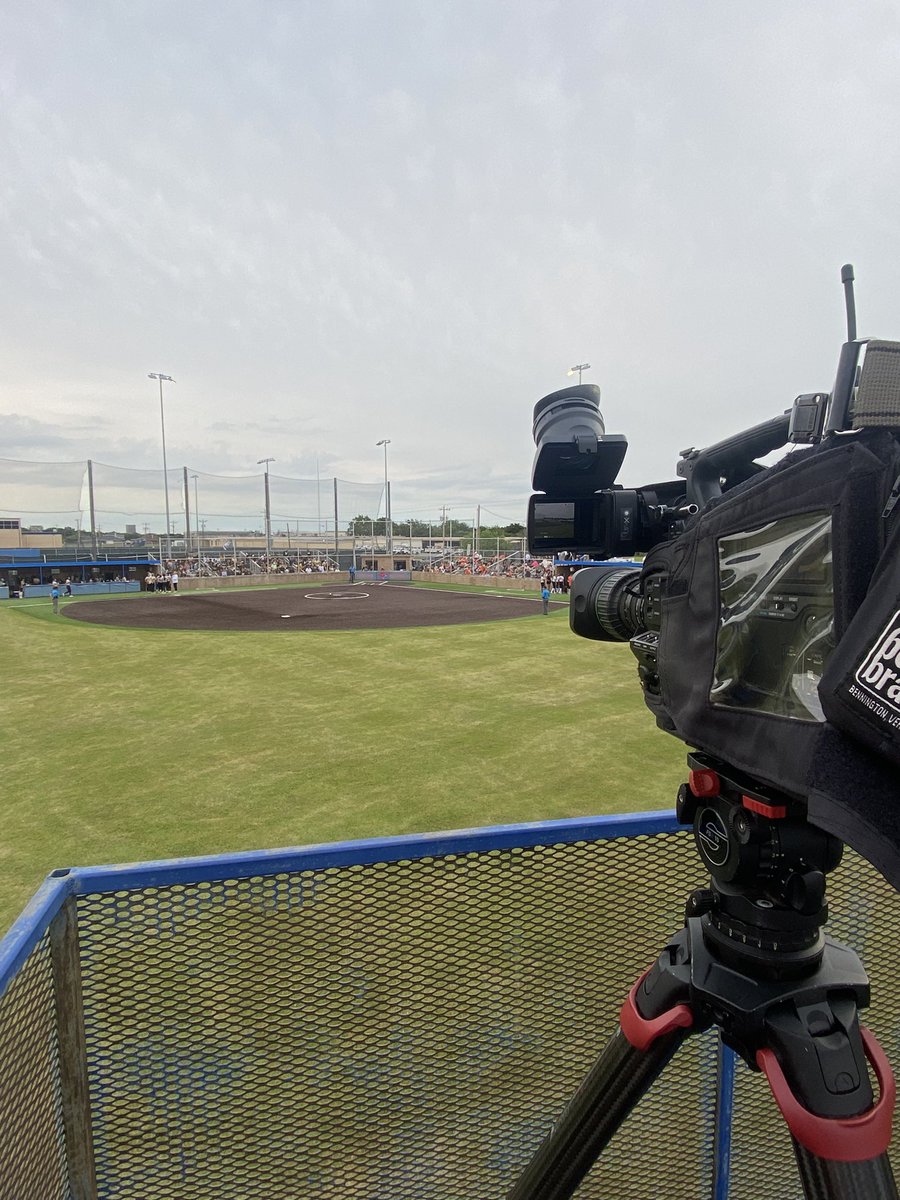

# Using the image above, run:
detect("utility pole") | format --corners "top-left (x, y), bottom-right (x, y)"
top-left (148, 373), bottom-right (176, 559)
top-left (257, 458), bottom-right (275, 573)
top-left (376, 439), bottom-right (392, 555)
top-left (191, 475), bottom-right (200, 559)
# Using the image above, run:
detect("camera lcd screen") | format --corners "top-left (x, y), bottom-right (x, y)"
top-left (528, 494), bottom-right (613, 553)
top-left (532, 501), bottom-right (575, 541)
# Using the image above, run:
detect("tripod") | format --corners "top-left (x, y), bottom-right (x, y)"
top-left (508, 755), bottom-right (898, 1200)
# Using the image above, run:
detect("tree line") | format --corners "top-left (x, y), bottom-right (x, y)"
top-left (347, 516), bottom-right (524, 539)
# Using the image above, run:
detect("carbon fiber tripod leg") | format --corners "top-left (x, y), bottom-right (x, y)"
top-left (507, 920), bottom-right (898, 1200)
top-left (507, 977), bottom-right (694, 1200)
top-left (793, 1148), bottom-right (897, 1200)
top-left (757, 1027), bottom-right (898, 1200)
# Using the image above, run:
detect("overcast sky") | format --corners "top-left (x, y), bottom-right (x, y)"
top-left (2, 0), bottom-right (899, 528)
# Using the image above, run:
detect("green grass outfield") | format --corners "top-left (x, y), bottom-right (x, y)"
top-left (0, 582), bottom-right (686, 934)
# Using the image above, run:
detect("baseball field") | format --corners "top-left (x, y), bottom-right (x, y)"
top-left (0, 579), bottom-right (686, 934)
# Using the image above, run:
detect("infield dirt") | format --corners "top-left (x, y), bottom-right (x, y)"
top-left (63, 581), bottom-right (564, 632)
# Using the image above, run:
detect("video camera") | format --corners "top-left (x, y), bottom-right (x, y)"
top-left (528, 267), bottom-right (900, 889)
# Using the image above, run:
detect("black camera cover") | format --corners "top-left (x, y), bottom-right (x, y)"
top-left (641, 429), bottom-right (900, 885)
top-left (819, 508), bottom-right (900, 765)
top-left (807, 482), bottom-right (900, 887)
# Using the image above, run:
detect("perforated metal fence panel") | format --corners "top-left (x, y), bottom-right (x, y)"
top-left (73, 831), bottom-right (712, 1198)
top-left (0, 933), bottom-right (69, 1200)
top-left (2, 817), bottom-right (900, 1199)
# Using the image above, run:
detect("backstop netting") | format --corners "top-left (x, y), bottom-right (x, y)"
top-left (0, 458), bottom-right (385, 542)
top-left (1, 814), bottom-right (898, 1199)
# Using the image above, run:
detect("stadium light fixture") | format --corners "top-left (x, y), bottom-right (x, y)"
top-left (567, 362), bottom-right (591, 384)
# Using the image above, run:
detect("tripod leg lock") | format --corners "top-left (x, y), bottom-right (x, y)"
top-left (757, 1028), bottom-right (895, 1161)
top-left (620, 973), bottom-right (694, 1053)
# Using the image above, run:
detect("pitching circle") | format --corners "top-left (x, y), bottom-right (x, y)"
top-left (303, 590), bottom-right (370, 601)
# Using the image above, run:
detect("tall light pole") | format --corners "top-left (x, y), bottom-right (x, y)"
top-left (191, 474), bottom-right (200, 561)
top-left (148, 373), bottom-right (175, 560)
top-left (567, 362), bottom-right (591, 384)
top-left (376, 438), bottom-right (392, 555)
top-left (257, 457), bottom-right (275, 572)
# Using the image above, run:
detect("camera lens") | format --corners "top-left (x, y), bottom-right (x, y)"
top-left (592, 568), bottom-right (644, 639)
top-left (570, 565), bottom-right (644, 642)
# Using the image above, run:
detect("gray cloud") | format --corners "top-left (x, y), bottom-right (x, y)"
top-left (2, 1), bottom-right (899, 530)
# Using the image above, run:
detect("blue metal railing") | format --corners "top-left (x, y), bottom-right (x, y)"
top-left (0, 810), bottom-right (739, 1197)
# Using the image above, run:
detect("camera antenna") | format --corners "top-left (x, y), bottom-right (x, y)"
top-left (791, 264), bottom-right (863, 442)
top-left (842, 263), bottom-right (858, 341)
top-left (825, 263), bottom-right (864, 435)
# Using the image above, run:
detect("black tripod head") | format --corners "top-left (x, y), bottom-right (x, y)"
top-left (677, 753), bottom-right (845, 981)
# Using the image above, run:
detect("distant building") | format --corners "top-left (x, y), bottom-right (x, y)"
top-left (0, 518), bottom-right (64, 550)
